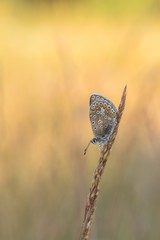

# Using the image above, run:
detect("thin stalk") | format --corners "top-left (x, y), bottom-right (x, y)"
top-left (80, 85), bottom-right (127, 240)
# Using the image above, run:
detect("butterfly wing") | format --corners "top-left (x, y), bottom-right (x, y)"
top-left (89, 94), bottom-right (117, 140)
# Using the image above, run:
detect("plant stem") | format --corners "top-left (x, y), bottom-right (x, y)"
top-left (80, 85), bottom-right (127, 240)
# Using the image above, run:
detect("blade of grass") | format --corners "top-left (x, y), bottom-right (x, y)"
top-left (80, 85), bottom-right (127, 240)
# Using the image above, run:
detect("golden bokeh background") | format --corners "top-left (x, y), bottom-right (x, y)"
top-left (0, 1), bottom-right (160, 239)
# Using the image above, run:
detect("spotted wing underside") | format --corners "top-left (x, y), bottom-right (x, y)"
top-left (89, 94), bottom-right (117, 139)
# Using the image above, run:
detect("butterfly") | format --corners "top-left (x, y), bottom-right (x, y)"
top-left (84, 93), bottom-right (117, 155)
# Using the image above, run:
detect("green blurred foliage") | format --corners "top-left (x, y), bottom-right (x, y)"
top-left (2, 0), bottom-right (160, 18)
top-left (0, 1), bottom-right (160, 239)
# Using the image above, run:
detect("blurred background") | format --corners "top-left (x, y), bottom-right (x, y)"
top-left (0, 0), bottom-right (160, 239)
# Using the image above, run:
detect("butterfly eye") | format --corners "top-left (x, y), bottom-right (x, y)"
top-left (92, 121), bottom-right (95, 125)
top-left (92, 138), bottom-right (97, 143)
top-left (96, 111), bottom-right (100, 114)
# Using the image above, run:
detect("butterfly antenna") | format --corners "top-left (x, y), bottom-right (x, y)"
top-left (84, 141), bottom-right (91, 155)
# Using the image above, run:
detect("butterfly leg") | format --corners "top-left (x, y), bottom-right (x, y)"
top-left (84, 138), bottom-right (98, 155)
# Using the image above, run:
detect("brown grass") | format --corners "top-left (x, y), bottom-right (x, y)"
top-left (80, 85), bottom-right (127, 240)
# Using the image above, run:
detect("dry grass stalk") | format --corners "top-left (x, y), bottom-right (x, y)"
top-left (80, 85), bottom-right (127, 240)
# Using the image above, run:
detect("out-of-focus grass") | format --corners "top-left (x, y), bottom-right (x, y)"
top-left (0, 1), bottom-right (160, 240)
